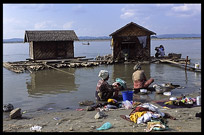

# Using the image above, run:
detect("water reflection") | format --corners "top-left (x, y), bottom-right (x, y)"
top-left (185, 71), bottom-right (188, 84)
top-left (112, 63), bottom-right (134, 87)
top-left (194, 72), bottom-right (201, 79)
top-left (193, 72), bottom-right (201, 86)
top-left (141, 63), bottom-right (151, 79)
top-left (153, 63), bottom-right (165, 75)
top-left (26, 69), bottom-right (78, 97)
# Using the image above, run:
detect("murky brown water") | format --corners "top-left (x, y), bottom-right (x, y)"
top-left (3, 62), bottom-right (201, 113)
top-left (3, 39), bottom-right (201, 113)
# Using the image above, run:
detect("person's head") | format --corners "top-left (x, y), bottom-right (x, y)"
top-left (159, 45), bottom-right (164, 48)
top-left (133, 63), bottom-right (141, 71)
top-left (98, 70), bottom-right (109, 80)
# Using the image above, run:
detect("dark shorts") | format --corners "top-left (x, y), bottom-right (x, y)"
top-left (95, 91), bottom-right (113, 101)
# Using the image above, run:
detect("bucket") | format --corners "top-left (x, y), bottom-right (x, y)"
top-left (122, 91), bottom-right (133, 101)
top-left (195, 63), bottom-right (200, 69)
top-left (196, 96), bottom-right (201, 106)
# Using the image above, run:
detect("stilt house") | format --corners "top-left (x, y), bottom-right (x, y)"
top-left (24, 30), bottom-right (78, 60)
top-left (109, 22), bottom-right (156, 62)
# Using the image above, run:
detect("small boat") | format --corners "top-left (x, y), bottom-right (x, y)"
top-left (82, 42), bottom-right (90, 45)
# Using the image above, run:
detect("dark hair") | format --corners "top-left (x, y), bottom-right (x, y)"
top-left (160, 45), bottom-right (164, 48)
top-left (155, 47), bottom-right (159, 51)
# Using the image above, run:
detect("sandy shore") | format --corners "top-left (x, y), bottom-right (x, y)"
top-left (3, 92), bottom-right (201, 132)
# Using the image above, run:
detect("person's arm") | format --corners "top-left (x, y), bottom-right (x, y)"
top-left (101, 81), bottom-right (113, 92)
top-left (112, 82), bottom-right (122, 91)
top-left (132, 72), bottom-right (137, 83)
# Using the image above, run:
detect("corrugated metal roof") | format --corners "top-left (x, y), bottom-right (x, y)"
top-left (109, 22), bottom-right (156, 36)
top-left (24, 30), bottom-right (78, 42)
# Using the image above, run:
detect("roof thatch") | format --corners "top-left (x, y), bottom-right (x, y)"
top-left (109, 22), bottom-right (156, 36)
top-left (24, 30), bottom-right (78, 42)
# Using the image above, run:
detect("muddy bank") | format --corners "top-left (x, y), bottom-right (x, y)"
top-left (3, 92), bottom-right (201, 132)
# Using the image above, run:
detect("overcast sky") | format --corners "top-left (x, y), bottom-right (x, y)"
top-left (3, 3), bottom-right (201, 39)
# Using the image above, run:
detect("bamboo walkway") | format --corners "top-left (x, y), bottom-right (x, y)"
top-left (159, 59), bottom-right (201, 72)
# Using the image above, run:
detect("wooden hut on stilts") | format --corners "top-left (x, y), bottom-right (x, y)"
top-left (109, 22), bottom-right (156, 62)
top-left (24, 30), bottom-right (78, 60)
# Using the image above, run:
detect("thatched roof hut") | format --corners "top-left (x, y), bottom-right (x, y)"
top-left (109, 22), bottom-right (156, 62)
top-left (24, 30), bottom-right (78, 60)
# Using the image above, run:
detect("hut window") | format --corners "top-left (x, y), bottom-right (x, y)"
top-left (137, 36), bottom-right (147, 48)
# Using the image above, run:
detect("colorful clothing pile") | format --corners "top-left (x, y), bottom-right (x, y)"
top-left (129, 103), bottom-right (165, 124)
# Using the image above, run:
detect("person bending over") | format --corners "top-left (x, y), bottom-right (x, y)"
top-left (96, 70), bottom-right (121, 101)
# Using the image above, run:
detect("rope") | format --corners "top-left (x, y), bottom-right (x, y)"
top-left (44, 63), bottom-right (75, 76)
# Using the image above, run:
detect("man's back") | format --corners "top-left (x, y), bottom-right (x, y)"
top-left (132, 70), bottom-right (146, 82)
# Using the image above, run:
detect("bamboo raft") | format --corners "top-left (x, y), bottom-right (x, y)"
top-left (3, 56), bottom-right (113, 73)
top-left (3, 54), bottom-right (201, 73)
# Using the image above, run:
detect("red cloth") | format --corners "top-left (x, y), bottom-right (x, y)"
top-left (133, 78), bottom-right (154, 89)
top-left (129, 106), bottom-right (150, 115)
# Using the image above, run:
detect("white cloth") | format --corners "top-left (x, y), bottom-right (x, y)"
top-left (139, 103), bottom-right (165, 117)
top-left (98, 70), bottom-right (109, 80)
top-left (136, 103), bottom-right (165, 124)
top-left (138, 36), bottom-right (147, 48)
top-left (137, 111), bottom-right (160, 124)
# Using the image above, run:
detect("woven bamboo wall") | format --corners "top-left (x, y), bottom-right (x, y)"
top-left (31, 41), bottom-right (74, 60)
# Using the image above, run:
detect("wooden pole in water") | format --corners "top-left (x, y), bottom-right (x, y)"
top-left (43, 62), bottom-right (75, 76)
top-left (185, 56), bottom-right (188, 71)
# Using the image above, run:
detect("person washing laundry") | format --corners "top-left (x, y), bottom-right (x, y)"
top-left (155, 45), bottom-right (165, 58)
top-left (159, 45), bottom-right (165, 57)
top-left (132, 63), bottom-right (154, 92)
top-left (95, 70), bottom-right (121, 101)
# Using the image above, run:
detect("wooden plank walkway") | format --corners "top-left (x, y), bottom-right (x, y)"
top-left (159, 59), bottom-right (201, 72)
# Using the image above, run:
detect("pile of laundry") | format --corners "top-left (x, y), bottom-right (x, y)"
top-left (121, 103), bottom-right (176, 132)
top-left (129, 103), bottom-right (165, 124)
top-left (79, 99), bottom-right (176, 132)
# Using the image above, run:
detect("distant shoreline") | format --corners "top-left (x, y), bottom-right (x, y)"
top-left (79, 37), bottom-right (201, 41)
top-left (151, 37), bottom-right (201, 40)
top-left (3, 41), bottom-right (25, 44)
top-left (3, 37), bottom-right (201, 43)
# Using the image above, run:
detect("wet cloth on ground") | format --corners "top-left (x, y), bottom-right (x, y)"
top-left (154, 97), bottom-right (200, 109)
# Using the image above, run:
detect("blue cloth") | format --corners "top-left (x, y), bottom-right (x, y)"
top-left (116, 78), bottom-right (127, 89)
top-left (96, 122), bottom-right (112, 130)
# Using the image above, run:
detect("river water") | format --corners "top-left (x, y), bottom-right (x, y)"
top-left (3, 39), bottom-right (201, 113)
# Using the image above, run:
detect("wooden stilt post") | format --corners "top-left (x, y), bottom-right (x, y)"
top-left (185, 56), bottom-right (188, 71)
